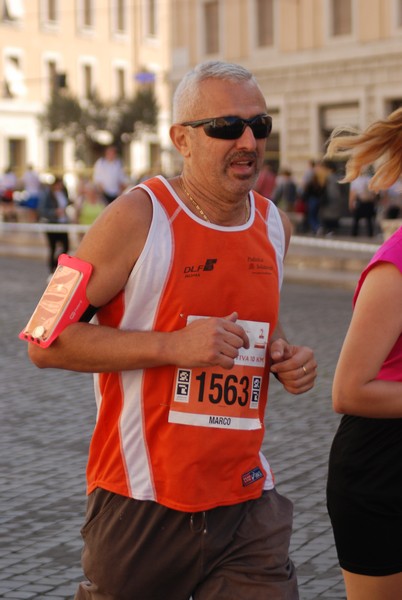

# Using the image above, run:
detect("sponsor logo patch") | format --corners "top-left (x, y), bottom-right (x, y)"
top-left (242, 466), bottom-right (264, 487)
top-left (183, 258), bottom-right (217, 278)
top-left (247, 256), bottom-right (273, 275)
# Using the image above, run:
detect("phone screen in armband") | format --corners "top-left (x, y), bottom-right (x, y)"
top-left (19, 254), bottom-right (93, 347)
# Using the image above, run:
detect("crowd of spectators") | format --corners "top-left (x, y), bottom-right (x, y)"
top-left (0, 146), bottom-right (135, 276)
top-left (0, 145), bottom-right (132, 225)
top-left (255, 158), bottom-right (402, 238)
top-left (2, 152), bottom-right (402, 240)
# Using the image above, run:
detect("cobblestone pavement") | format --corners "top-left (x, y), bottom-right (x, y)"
top-left (1, 255), bottom-right (354, 599)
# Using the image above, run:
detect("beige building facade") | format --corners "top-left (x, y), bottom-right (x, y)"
top-left (0, 0), bottom-right (134, 181)
top-left (1, 0), bottom-right (402, 185)
top-left (163, 0), bottom-right (402, 179)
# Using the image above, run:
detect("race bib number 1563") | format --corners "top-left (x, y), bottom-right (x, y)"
top-left (168, 318), bottom-right (269, 430)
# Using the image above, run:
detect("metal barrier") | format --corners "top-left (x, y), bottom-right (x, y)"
top-left (0, 220), bottom-right (381, 255)
top-left (0, 221), bottom-right (90, 234)
top-left (289, 234), bottom-right (380, 253)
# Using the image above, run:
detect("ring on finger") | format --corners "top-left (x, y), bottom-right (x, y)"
top-left (302, 365), bottom-right (307, 375)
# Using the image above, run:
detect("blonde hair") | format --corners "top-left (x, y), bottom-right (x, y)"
top-left (326, 107), bottom-right (402, 192)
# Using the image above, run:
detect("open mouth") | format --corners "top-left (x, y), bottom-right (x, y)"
top-left (230, 157), bottom-right (256, 177)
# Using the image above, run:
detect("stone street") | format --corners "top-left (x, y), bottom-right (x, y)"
top-left (1, 253), bottom-right (355, 599)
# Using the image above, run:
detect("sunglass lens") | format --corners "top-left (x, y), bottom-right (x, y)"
top-left (251, 116), bottom-right (272, 139)
top-left (203, 116), bottom-right (272, 140)
top-left (204, 118), bottom-right (243, 139)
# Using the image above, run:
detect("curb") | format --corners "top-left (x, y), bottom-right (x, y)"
top-left (283, 235), bottom-right (378, 289)
top-left (0, 229), bottom-right (380, 289)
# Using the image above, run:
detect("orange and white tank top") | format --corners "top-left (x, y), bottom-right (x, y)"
top-left (87, 176), bottom-right (286, 511)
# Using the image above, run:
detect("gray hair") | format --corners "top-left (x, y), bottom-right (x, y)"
top-left (172, 61), bottom-right (259, 123)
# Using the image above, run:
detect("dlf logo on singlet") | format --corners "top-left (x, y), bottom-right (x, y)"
top-left (184, 258), bottom-right (217, 277)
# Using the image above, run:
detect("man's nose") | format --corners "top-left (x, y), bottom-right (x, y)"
top-left (236, 125), bottom-right (258, 148)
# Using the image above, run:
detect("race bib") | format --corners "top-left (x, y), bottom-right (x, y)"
top-left (168, 318), bottom-right (269, 430)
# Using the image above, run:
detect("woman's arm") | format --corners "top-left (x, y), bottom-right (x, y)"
top-left (333, 262), bottom-right (402, 417)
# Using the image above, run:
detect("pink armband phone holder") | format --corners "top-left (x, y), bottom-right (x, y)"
top-left (19, 254), bottom-right (93, 348)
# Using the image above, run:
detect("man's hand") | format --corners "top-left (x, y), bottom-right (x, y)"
top-left (170, 312), bottom-right (250, 370)
top-left (270, 338), bottom-right (317, 394)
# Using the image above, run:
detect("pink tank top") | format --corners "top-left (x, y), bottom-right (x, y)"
top-left (354, 226), bottom-right (402, 382)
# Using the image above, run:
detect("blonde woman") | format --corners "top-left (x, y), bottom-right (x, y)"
top-left (326, 107), bottom-right (402, 599)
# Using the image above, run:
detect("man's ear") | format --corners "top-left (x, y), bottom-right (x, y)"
top-left (170, 124), bottom-right (191, 157)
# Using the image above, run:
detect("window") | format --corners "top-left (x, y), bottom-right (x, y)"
top-left (83, 0), bottom-right (93, 27)
top-left (40, 0), bottom-right (59, 29)
top-left (47, 140), bottom-right (64, 173)
top-left (83, 64), bottom-right (93, 99)
top-left (388, 99), bottom-right (402, 113)
top-left (256, 0), bottom-right (274, 47)
top-left (331, 0), bottom-right (352, 36)
top-left (115, 67), bottom-right (126, 99)
top-left (259, 108), bottom-right (279, 172)
top-left (47, 60), bottom-right (57, 94)
top-left (4, 55), bottom-right (27, 98)
top-left (204, 1), bottom-right (219, 54)
top-left (320, 103), bottom-right (359, 153)
top-left (45, 60), bottom-right (66, 96)
top-left (113, 0), bottom-right (126, 33)
top-left (398, 0), bottom-right (402, 27)
top-left (149, 141), bottom-right (161, 170)
top-left (145, 0), bottom-right (157, 37)
top-left (8, 138), bottom-right (26, 174)
top-left (3, 0), bottom-right (25, 21)
top-left (77, 0), bottom-right (94, 28)
top-left (321, 103), bottom-right (359, 130)
top-left (44, 0), bottom-right (58, 23)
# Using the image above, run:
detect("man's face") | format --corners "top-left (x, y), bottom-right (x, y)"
top-left (105, 146), bottom-right (117, 161)
top-left (184, 78), bottom-right (268, 198)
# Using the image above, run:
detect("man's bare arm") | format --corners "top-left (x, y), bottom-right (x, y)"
top-left (27, 190), bottom-right (249, 373)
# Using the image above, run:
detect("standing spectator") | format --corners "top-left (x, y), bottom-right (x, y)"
top-left (273, 168), bottom-right (298, 212)
top-left (93, 145), bottom-right (128, 204)
top-left (0, 166), bottom-right (18, 222)
top-left (21, 164), bottom-right (42, 222)
top-left (381, 177), bottom-right (402, 219)
top-left (254, 160), bottom-right (277, 198)
top-left (301, 166), bottom-right (326, 234)
top-left (38, 176), bottom-right (70, 275)
top-left (349, 169), bottom-right (378, 237)
top-left (319, 160), bottom-right (343, 235)
top-left (76, 181), bottom-right (106, 239)
top-left (300, 159), bottom-right (316, 191)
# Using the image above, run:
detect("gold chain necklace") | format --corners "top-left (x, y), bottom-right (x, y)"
top-left (179, 177), bottom-right (250, 224)
top-left (179, 177), bottom-right (210, 222)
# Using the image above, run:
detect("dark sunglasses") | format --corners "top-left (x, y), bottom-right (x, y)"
top-left (180, 114), bottom-right (272, 140)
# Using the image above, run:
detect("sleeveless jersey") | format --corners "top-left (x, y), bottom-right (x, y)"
top-left (87, 176), bottom-right (286, 511)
